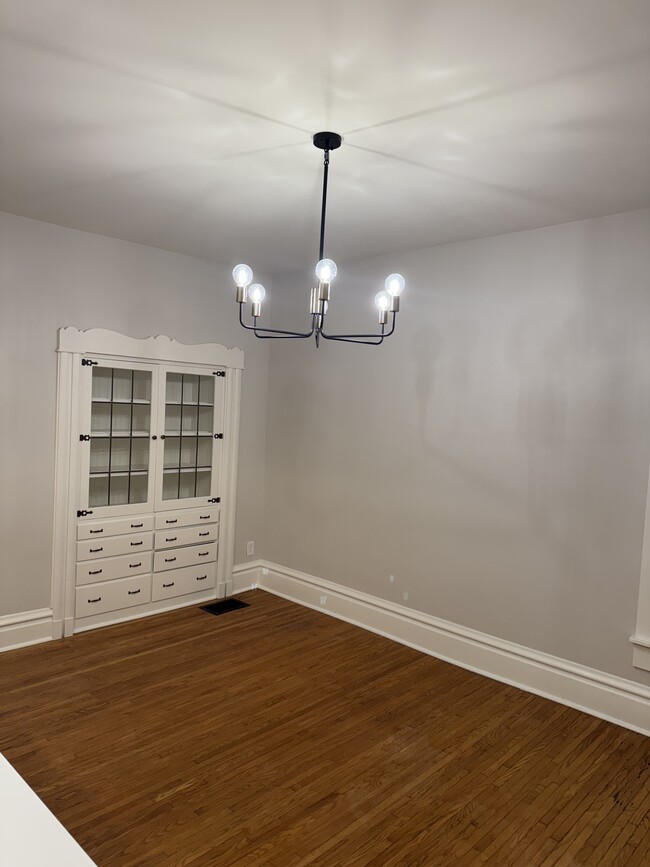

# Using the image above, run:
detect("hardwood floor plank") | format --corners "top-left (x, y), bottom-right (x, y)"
top-left (1, 590), bottom-right (648, 866)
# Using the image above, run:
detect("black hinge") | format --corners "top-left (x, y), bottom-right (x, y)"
top-left (214, 433), bottom-right (224, 439)
top-left (207, 497), bottom-right (221, 504)
top-left (79, 434), bottom-right (90, 441)
top-left (77, 509), bottom-right (94, 517)
top-left (213, 370), bottom-right (226, 377)
top-left (81, 358), bottom-right (98, 366)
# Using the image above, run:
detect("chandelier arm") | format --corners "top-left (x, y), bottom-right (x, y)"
top-left (320, 313), bottom-right (396, 341)
top-left (253, 327), bottom-right (315, 339)
top-left (239, 303), bottom-right (315, 337)
top-left (321, 335), bottom-right (385, 345)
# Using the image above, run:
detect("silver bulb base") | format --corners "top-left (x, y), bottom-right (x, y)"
top-left (236, 285), bottom-right (247, 303)
top-left (318, 281), bottom-right (331, 301)
top-left (310, 288), bottom-right (319, 314)
top-left (378, 309), bottom-right (388, 325)
top-left (389, 295), bottom-right (400, 313)
top-left (251, 301), bottom-right (262, 318)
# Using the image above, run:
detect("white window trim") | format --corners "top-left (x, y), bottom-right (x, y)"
top-left (631, 462), bottom-right (650, 670)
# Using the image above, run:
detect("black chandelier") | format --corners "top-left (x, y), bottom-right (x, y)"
top-left (233, 132), bottom-right (405, 347)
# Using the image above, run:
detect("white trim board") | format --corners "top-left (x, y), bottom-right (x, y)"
top-left (0, 754), bottom-right (96, 866)
top-left (245, 561), bottom-right (650, 737)
top-left (232, 561), bottom-right (262, 595)
top-left (631, 458), bottom-right (650, 671)
top-left (0, 609), bottom-right (54, 653)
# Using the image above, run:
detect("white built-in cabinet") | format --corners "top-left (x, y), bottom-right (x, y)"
top-left (52, 328), bottom-right (244, 637)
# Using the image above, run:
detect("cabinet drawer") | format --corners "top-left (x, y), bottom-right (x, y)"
top-left (154, 508), bottom-right (219, 530)
top-left (76, 551), bottom-right (153, 586)
top-left (77, 515), bottom-right (154, 540)
top-left (155, 524), bottom-right (219, 550)
top-left (154, 542), bottom-right (217, 572)
top-left (152, 563), bottom-right (216, 602)
top-left (76, 574), bottom-right (152, 618)
top-left (77, 532), bottom-right (152, 561)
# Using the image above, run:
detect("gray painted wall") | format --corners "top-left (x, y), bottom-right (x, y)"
top-left (0, 211), bottom-right (269, 615)
top-left (263, 209), bottom-right (650, 686)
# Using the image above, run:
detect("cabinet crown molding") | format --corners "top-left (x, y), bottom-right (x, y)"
top-left (57, 327), bottom-right (244, 370)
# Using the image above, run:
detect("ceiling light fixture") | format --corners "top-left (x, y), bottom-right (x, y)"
top-left (233, 132), bottom-right (404, 347)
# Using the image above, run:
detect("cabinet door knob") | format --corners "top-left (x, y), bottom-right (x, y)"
top-left (199, 532), bottom-right (209, 537)
top-left (89, 547), bottom-right (103, 553)
top-left (131, 541), bottom-right (143, 546)
top-left (198, 552), bottom-right (209, 557)
top-left (165, 519), bottom-right (178, 524)
top-left (164, 557), bottom-right (176, 563)
top-left (89, 569), bottom-right (102, 575)
top-left (163, 582), bottom-right (175, 588)
top-left (128, 589), bottom-right (141, 596)
top-left (88, 597), bottom-right (102, 603)
top-left (165, 537), bottom-right (177, 542)
top-left (129, 562), bottom-right (142, 568)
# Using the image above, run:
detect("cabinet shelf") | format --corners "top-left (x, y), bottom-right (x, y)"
top-left (89, 470), bottom-right (148, 478)
top-left (163, 466), bottom-right (211, 474)
top-left (165, 401), bottom-right (214, 407)
top-left (164, 432), bottom-right (213, 437)
top-left (91, 431), bottom-right (150, 438)
top-left (92, 398), bottom-right (151, 405)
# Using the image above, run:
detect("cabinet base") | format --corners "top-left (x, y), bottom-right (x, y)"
top-left (73, 589), bottom-right (217, 633)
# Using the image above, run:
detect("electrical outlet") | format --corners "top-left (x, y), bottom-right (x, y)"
top-left (320, 596), bottom-right (327, 606)
top-left (246, 541), bottom-right (255, 556)
top-left (389, 574), bottom-right (395, 583)
top-left (403, 591), bottom-right (409, 602)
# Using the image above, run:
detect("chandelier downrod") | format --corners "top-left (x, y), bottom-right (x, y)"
top-left (319, 149), bottom-right (328, 262)
top-left (233, 131), bottom-right (404, 347)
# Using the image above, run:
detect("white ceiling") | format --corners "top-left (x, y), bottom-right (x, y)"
top-left (1, 0), bottom-right (649, 274)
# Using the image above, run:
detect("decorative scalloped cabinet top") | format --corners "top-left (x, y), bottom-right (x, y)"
top-left (57, 327), bottom-right (244, 369)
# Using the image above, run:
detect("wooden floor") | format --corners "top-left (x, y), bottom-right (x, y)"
top-left (1, 591), bottom-right (648, 866)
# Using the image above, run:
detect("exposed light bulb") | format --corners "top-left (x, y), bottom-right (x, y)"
top-left (232, 263), bottom-right (253, 288)
top-left (248, 283), bottom-right (266, 304)
top-left (315, 258), bottom-right (337, 283)
top-left (375, 290), bottom-right (390, 311)
top-left (385, 273), bottom-right (405, 296)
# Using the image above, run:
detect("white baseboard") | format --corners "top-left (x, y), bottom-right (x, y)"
top-left (253, 561), bottom-right (650, 737)
top-left (232, 561), bottom-right (263, 595)
top-left (0, 609), bottom-right (54, 652)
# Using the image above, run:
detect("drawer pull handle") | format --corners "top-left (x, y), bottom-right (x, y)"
top-left (198, 552), bottom-right (209, 557)
top-left (89, 529), bottom-right (104, 534)
top-left (165, 519), bottom-right (178, 524)
top-left (131, 523), bottom-right (143, 528)
top-left (196, 575), bottom-right (207, 581)
top-left (89, 547), bottom-right (103, 553)
top-left (165, 537), bottom-right (177, 542)
top-left (199, 515), bottom-right (210, 519)
top-left (165, 557), bottom-right (176, 563)
top-left (163, 582), bottom-right (175, 588)
top-left (128, 589), bottom-right (141, 596)
top-left (199, 532), bottom-right (209, 537)
top-left (131, 541), bottom-right (143, 546)
top-left (129, 562), bottom-right (142, 568)
top-left (88, 597), bottom-right (102, 603)
top-left (89, 569), bottom-right (103, 575)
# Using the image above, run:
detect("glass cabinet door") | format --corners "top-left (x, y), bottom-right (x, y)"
top-left (80, 363), bottom-right (156, 515)
top-left (156, 368), bottom-right (223, 510)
